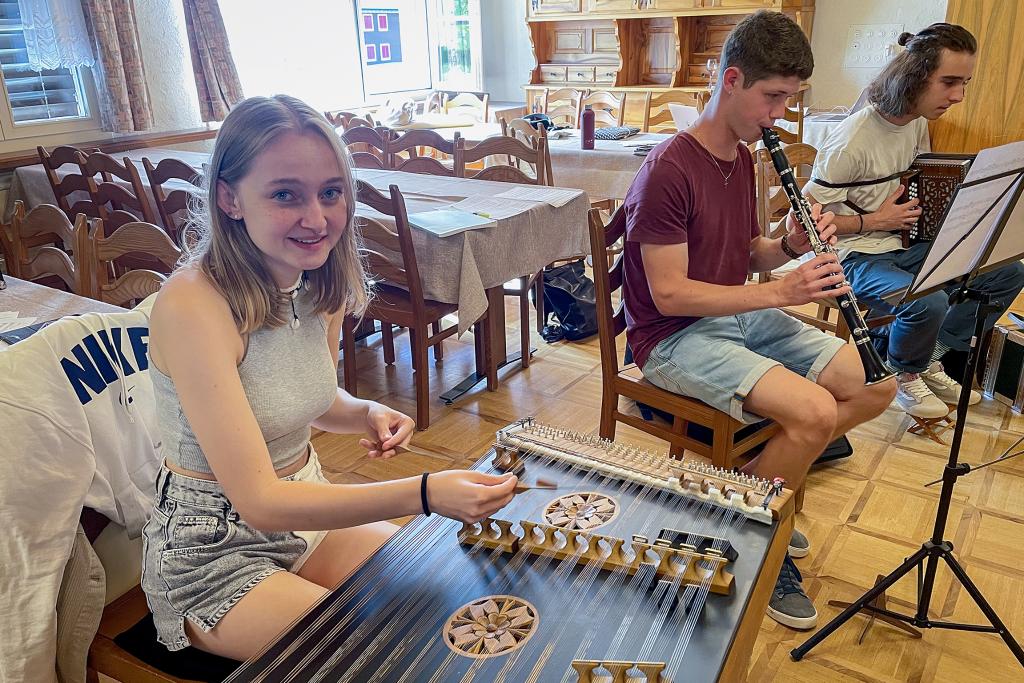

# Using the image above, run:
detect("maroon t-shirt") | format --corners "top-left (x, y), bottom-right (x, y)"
top-left (623, 132), bottom-right (761, 369)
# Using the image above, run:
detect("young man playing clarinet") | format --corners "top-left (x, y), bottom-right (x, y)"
top-left (622, 11), bottom-right (896, 629)
top-left (805, 24), bottom-right (1024, 420)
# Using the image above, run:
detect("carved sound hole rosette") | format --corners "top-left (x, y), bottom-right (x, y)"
top-left (544, 492), bottom-right (619, 531)
top-left (443, 595), bottom-right (539, 658)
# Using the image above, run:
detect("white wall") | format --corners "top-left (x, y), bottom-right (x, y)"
top-left (135, 0), bottom-right (203, 132)
top-left (480, 0), bottom-right (533, 102)
top-left (808, 0), bottom-right (948, 110)
top-left (478, 0), bottom-right (951, 108)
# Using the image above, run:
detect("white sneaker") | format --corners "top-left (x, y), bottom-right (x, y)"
top-left (895, 373), bottom-right (950, 419)
top-left (921, 361), bottom-right (981, 405)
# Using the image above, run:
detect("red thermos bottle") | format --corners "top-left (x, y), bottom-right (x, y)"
top-left (581, 104), bottom-right (595, 150)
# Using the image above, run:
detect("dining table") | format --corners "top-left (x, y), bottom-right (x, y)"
top-left (0, 276), bottom-right (122, 346)
top-left (5, 152), bottom-right (591, 401)
top-left (421, 121), bottom-right (669, 201)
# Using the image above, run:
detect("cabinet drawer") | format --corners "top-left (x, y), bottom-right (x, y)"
top-left (595, 66), bottom-right (619, 83)
top-left (567, 66), bottom-right (596, 83)
top-left (540, 65), bottom-right (568, 82)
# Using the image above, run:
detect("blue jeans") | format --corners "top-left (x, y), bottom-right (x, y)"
top-left (842, 243), bottom-right (1024, 374)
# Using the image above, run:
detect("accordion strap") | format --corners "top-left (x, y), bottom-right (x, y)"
top-left (809, 170), bottom-right (907, 189)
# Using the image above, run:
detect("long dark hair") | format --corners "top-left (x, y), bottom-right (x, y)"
top-left (867, 23), bottom-right (976, 118)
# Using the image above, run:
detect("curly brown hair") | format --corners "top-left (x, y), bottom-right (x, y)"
top-left (867, 23), bottom-right (977, 118)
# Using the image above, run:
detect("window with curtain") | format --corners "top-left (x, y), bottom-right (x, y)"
top-left (0, 1), bottom-right (95, 137)
top-left (430, 0), bottom-right (480, 91)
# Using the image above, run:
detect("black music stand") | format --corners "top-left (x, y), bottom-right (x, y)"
top-left (792, 140), bottom-right (1024, 666)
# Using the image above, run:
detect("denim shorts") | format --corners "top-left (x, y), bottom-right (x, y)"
top-left (141, 447), bottom-right (330, 651)
top-left (642, 309), bottom-right (845, 424)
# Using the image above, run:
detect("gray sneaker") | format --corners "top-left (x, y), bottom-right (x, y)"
top-left (767, 555), bottom-right (818, 630)
top-left (788, 528), bottom-right (810, 558)
top-left (921, 361), bottom-right (981, 405)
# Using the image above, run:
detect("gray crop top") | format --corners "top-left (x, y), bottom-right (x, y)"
top-left (152, 285), bottom-right (338, 474)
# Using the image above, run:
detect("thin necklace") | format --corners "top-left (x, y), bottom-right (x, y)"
top-left (281, 274), bottom-right (304, 330)
top-left (688, 129), bottom-right (738, 187)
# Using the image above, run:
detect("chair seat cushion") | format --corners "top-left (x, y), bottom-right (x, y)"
top-left (111, 613), bottom-right (239, 682)
top-left (367, 284), bottom-right (459, 327)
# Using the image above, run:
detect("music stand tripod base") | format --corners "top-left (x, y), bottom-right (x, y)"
top-left (791, 291), bottom-right (1024, 667)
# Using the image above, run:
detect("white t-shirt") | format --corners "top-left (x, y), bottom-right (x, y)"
top-left (804, 106), bottom-right (930, 259)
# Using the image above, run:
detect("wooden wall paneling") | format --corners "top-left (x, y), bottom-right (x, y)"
top-left (930, 0), bottom-right (1024, 153)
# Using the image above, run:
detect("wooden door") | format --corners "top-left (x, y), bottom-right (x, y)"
top-left (929, 0), bottom-right (1024, 153)
top-left (529, 0), bottom-right (582, 16)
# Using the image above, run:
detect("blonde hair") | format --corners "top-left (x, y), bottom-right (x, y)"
top-left (181, 95), bottom-right (368, 333)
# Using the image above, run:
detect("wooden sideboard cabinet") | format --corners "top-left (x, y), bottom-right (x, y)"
top-left (525, 0), bottom-right (813, 91)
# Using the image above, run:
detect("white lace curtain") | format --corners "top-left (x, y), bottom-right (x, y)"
top-left (18, 0), bottom-right (94, 71)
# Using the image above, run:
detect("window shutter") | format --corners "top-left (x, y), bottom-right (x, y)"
top-left (0, 1), bottom-right (85, 124)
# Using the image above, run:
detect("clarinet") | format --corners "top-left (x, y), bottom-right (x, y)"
top-left (761, 127), bottom-right (894, 386)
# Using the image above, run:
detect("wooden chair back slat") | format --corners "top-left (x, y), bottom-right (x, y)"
top-left (92, 220), bottom-right (182, 263)
top-left (755, 143), bottom-right (817, 240)
top-left (37, 145), bottom-right (98, 221)
top-left (390, 128), bottom-right (459, 157)
top-left (358, 216), bottom-right (402, 255)
top-left (142, 157), bottom-right (202, 240)
top-left (82, 152), bottom-right (157, 224)
top-left (9, 201), bottom-right (87, 293)
top-left (393, 155), bottom-right (457, 177)
top-left (342, 125), bottom-right (392, 167)
top-left (97, 269), bottom-right (167, 308)
top-left (458, 134), bottom-right (546, 185)
top-left (355, 181), bottom-right (425, 309)
top-left (442, 91), bottom-right (490, 122)
top-left (643, 91), bottom-right (702, 133)
top-left (390, 129), bottom-right (460, 176)
top-left (502, 118), bottom-right (554, 185)
top-left (543, 88), bottom-right (583, 128)
top-left (588, 206), bottom-right (628, 376)
top-left (581, 90), bottom-right (625, 128)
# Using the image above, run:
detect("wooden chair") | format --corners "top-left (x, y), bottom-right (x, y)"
top-left (341, 125), bottom-right (393, 169)
top-left (344, 181), bottom-right (492, 429)
top-left (543, 87), bottom-right (583, 128)
top-left (324, 110), bottom-right (376, 129)
top-left (37, 145), bottom-right (99, 221)
top-left (142, 157), bottom-right (202, 243)
top-left (389, 129), bottom-right (461, 176)
top-left (457, 134), bottom-right (553, 367)
top-left (82, 220), bottom-right (181, 307)
top-left (7, 201), bottom-right (87, 294)
top-left (81, 152), bottom-right (158, 228)
top-left (771, 93), bottom-right (805, 144)
top-left (588, 206), bottom-right (778, 467)
top-left (643, 91), bottom-right (703, 133)
top-left (580, 90), bottom-right (625, 128)
top-left (501, 118), bottom-right (553, 188)
top-left (442, 90), bottom-right (490, 122)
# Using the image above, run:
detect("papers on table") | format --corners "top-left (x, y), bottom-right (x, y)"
top-left (407, 208), bottom-right (496, 237)
top-left (450, 196), bottom-right (537, 221)
top-left (494, 186), bottom-right (582, 208)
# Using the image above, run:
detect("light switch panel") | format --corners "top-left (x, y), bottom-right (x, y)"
top-left (843, 23), bottom-right (903, 69)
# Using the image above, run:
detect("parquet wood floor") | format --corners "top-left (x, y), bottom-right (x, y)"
top-left (313, 300), bottom-right (1024, 682)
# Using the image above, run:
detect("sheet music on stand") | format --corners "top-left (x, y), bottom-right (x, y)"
top-left (898, 139), bottom-right (1024, 303)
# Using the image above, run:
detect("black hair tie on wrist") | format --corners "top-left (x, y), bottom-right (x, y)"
top-left (420, 472), bottom-right (432, 516)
